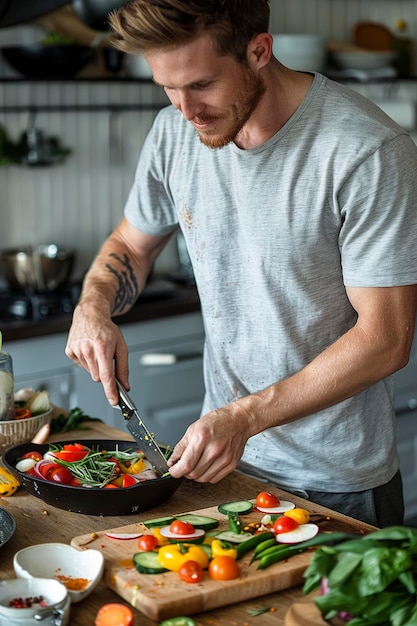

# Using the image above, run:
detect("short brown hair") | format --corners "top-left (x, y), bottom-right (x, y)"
top-left (109, 0), bottom-right (270, 61)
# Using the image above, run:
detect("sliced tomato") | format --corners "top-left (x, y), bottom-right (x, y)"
top-left (21, 451), bottom-right (43, 462)
top-left (122, 474), bottom-right (138, 488)
top-left (169, 520), bottom-right (196, 535)
top-left (178, 560), bottom-right (204, 584)
top-left (52, 447), bottom-right (89, 462)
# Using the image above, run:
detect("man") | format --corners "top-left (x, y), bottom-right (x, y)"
top-left (66, 0), bottom-right (417, 526)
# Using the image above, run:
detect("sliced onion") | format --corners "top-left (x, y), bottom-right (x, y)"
top-left (33, 459), bottom-right (57, 479)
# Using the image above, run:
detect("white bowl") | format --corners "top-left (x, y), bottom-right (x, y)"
top-left (330, 50), bottom-right (396, 70)
top-left (0, 408), bottom-right (52, 456)
top-left (13, 543), bottom-right (104, 604)
top-left (272, 34), bottom-right (326, 72)
top-left (0, 577), bottom-right (70, 626)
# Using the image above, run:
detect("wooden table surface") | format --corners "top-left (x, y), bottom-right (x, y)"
top-left (0, 418), bottom-right (376, 626)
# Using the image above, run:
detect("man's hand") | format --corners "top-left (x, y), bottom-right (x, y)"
top-left (65, 302), bottom-right (129, 406)
top-left (167, 406), bottom-right (252, 483)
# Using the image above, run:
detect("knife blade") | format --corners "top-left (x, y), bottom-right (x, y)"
top-left (116, 379), bottom-right (169, 477)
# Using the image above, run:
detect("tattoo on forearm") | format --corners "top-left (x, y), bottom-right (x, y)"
top-left (105, 253), bottom-right (139, 314)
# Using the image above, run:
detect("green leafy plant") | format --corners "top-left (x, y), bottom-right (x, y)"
top-left (303, 526), bottom-right (417, 626)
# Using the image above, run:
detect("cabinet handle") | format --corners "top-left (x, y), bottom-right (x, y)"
top-left (140, 352), bottom-right (202, 366)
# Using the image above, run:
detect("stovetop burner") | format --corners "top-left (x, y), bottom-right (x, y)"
top-left (0, 282), bottom-right (82, 322)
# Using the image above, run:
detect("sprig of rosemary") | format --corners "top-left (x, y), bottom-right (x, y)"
top-left (54, 451), bottom-right (118, 487)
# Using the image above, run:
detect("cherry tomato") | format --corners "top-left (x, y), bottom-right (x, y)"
top-left (48, 466), bottom-right (74, 485)
top-left (178, 560), bottom-right (204, 584)
top-left (169, 520), bottom-right (196, 535)
top-left (273, 515), bottom-right (299, 535)
top-left (284, 508), bottom-right (310, 525)
top-left (256, 491), bottom-right (280, 509)
top-left (208, 555), bottom-right (240, 581)
top-left (35, 461), bottom-right (58, 479)
top-left (22, 451), bottom-right (43, 462)
top-left (137, 534), bottom-right (159, 552)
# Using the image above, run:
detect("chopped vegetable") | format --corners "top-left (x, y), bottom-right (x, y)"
top-left (284, 508), bottom-right (310, 524)
top-left (215, 530), bottom-right (254, 544)
top-left (256, 500), bottom-right (296, 514)
top-left (276, 523), bottom-right (319, 544)
top-left (211, 539), bottom-right (238, 559)
top-left (236, 531), bottom-right (272, 560)
top-left (176, 514), bottom-right (219, 530)
top-left (133, 551), bottom-right (167, 574)
top-left (227, 510), bottom-right (242, 534)
top-left (95, 603), bottom-right (134, 626)
top-left (0, 467), bottom-right (20, 496)
top-left (105, 532), bottom-right (143, 541)
top-left (218, 500), bottom-right (253, 515)
top-left (273, 516), bottom-right (299, 535)
top-left (144, 515), bottom-right (175, 528)
top-left (157, 543), bottom-right (209, 572)
top-left (159, 525), bottom-right (205, 542)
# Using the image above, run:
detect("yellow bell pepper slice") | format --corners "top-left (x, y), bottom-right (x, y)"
top-left (0, 467), bottom-right (20, 496)
top-left (157, 543), bottom-right (209, 572)
top-left (120, 458), bottom-right (148, 474)
top-left (210, 539), bottom-right (238, 560)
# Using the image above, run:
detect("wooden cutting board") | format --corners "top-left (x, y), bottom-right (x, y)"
top-left (71, 502), bottom-right (368, 621)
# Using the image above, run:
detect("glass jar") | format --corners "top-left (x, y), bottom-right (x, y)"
top-left (0, 351), bottom-right (14, 421)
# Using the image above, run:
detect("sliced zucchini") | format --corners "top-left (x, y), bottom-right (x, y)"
top-left (133, 551), bottom-right (167, 574)
top-left (215, 531), bottom-right (254, 543)
top-left (217, 500), bottom-right (253, 515)
top-left (176, 514), bottom-right (219, 530)
top-left (143, 515), bottom-right (175, 529)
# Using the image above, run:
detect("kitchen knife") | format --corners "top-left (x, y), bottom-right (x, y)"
top-left (116, 379), bottom-right (169, 477)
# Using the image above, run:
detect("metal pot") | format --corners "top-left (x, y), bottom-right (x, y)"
top-left (0, 244), bottom-right (75, 293)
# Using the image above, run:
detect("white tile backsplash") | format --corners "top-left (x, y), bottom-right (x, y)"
top-left (0, 0), bottom-right (416, 280)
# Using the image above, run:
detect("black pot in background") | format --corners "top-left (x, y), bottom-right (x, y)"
top-left (0, 245), bottom-right (75, 293)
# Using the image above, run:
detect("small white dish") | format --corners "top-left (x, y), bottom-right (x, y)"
top-left (13, 543), bottom-right (104, 604)
top-left (0, 577), bottom-right (70, 626)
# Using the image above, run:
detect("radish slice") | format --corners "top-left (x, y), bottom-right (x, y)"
top-left (105, 532), bottom-right (143, 540)
top-left (275, 523), bottom-right (319, 544)
top-left (159, 526), bottom-right (205, 541)
top-left (256, 500), bottom-right (295, 514)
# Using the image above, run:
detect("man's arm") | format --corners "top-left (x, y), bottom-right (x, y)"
top-left (168, 284), bottom-right (417, 482)
top-left (65, 217), bottom-right (173, 405)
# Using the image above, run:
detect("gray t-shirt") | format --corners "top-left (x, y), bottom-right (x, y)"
top-left (125, 73), bottom-right (417, 493)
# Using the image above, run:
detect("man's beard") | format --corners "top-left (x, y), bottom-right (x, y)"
top-left (195, 68), bottom-right (266, 149)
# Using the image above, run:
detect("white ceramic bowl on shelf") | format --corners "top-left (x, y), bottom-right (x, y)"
top-left (13, 543), bottom-right (105, 604)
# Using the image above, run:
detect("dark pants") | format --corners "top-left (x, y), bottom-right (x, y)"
top-left (292, 470), bottom-right (404, 528)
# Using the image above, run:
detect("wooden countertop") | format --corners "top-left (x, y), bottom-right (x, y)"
top-left (0, 418), bottom-right (375, 626)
